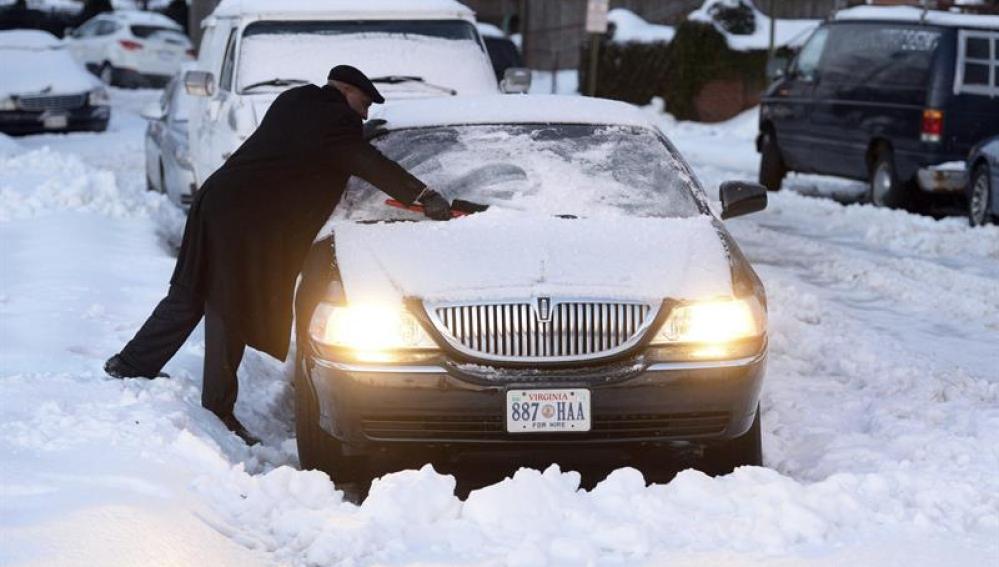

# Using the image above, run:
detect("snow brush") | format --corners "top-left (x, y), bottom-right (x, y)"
top-left (385, 198), bottom-right (489, 218)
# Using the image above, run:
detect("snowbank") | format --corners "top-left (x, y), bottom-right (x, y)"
top-left (689, 0), bottom-right (820, 51)
top-left (0, 147), bottom-right (162, 221)
top-left (608, 8), bottom-right (675, 43)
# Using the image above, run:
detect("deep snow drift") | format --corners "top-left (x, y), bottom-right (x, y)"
top-left (1, 89), bottom-right (998, 566)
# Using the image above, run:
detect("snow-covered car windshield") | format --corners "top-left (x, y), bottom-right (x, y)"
top-left (337, 124), bottom-right (703, 220)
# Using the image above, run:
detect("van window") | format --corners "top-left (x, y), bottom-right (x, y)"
top-left (219, 29), bottom-right (238, 92)
top-left (956, 30), bottom-right (999, 96)
top-left (821, 24), bottom-right (940, 89)
top-left (792, 26), bottom-right (828, 80)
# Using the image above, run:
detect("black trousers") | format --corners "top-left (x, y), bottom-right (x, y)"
top-left (118, 285), bottom-right (245, 418)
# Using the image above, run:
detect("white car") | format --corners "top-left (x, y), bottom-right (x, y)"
top-left (0, 30), bottom-right (109, 135)
top-left (141, 71), bottom-right (197, 208)
top-left (183, 0), bottom-right (510, 187)
top-left (64, 10), bottom-right (193, 88)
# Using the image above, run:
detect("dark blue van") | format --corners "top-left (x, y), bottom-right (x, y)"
top-left (758, 7), bottom-right (999, 210)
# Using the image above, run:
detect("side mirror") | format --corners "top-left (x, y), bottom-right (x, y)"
top-left (500, 67), bottom-right (531, 94)
top-left (140, 101), bottom-right (165, 121)
top-left (184, 70), bottom-right (215, 97)
top-left (720, 181), bottom-right (767, 219)
top-left (766, 55), bottom-right (789, 81)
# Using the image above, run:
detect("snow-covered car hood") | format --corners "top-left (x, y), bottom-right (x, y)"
top-left (0, 32), bottom-right (99, 98)
top-left (332, 212), bottom-right (733, 305)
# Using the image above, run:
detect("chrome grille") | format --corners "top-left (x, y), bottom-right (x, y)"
top-left (17, 94), bottom-right (87, 112)
top-left (427, 300), bottom-right (657, 363)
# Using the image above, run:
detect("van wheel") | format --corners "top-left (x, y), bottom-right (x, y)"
top-left (701, 406), bottom-right (762, 475)
top-left (294, 360), bottom-right (369, 494)
top-left (869, 146), bottom-right (908, 209)
top-left (969, 164), bottom-right (993, 226)
top-left (759, 130), bottom-right (786, 191)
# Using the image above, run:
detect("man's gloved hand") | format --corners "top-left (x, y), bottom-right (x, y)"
top-left (418, 189), bottom-right (452, 221)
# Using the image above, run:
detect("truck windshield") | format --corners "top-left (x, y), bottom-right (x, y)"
top-left (236, 20), bottom-right (493, 94)
top-left (337, 124), bottom-right (704, 221)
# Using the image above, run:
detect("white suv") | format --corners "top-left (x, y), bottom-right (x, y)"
top-left (65, 11), bottom-right (193, 88)
top-left (183, 0), bottom-right (510, 187)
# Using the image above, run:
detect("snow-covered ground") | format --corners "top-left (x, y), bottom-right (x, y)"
top-left (2, 88), bottom-right (998, 566)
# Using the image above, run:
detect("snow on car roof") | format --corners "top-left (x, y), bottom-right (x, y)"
top-left (371, 95), bottom-right (656, 131)
top-left (0, 29), bottom-right (62, 49)
top-left (834, 6), bottom-right (999, 29)
top-left (213, 0), bottom-right (473, 19)
top-left (107, 9), bottom-right (183, 28)
top-left (476, 22), bottom-right (505, 38)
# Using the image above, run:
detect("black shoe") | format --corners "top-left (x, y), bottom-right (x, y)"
top-left (220, 414), bottom-right (260, 446)
top-left (103, 354), bottom-right (169, 379)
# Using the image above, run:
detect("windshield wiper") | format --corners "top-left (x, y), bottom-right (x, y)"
top-left (369, 75), bottom-right (457, 96)
top-left (241, 78), bottom-right (309, 92)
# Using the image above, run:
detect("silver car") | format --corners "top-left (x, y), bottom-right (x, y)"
top-left (967, 135), bottom-right (999, 227)
top-left (142, 74), bottom-right (196, 208)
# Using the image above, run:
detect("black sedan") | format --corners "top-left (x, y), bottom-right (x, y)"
top-left (0, 30), bottom-right (109, 135)
top-left (294, 96), bottom-right (769, 493)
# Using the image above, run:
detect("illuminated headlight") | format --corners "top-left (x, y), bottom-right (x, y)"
top-left (88, 88), bottom-right (109, 106)
top-left (650, 297), bottom-right (766, 360)
top-left (0, 97), bottom-right (15, 111)
top-left (308, 303), bottom-right (438, 362)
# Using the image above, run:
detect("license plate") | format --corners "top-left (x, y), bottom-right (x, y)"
top-left (506, 388), bottom-right (591, 433)
top-left (43, 114), bottom-right (68, 129)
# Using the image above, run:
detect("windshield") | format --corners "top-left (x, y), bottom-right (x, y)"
top-left (336, 124), bottom-right (703, 221)
top-left (236, 20), bottom-right (495, 95)
top-left (130, 25), bottom-right (185, 41)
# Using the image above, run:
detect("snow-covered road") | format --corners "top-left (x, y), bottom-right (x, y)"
top-left (2, 90), bottom-right (997, 566)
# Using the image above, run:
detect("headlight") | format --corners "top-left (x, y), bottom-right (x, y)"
top-left (308, 302), bottom-right (438, 362)
top-left (0, 97), bottom-right (15, 111)
top-left (650, 297), bottom-right (765, 360)
top-left (88, 88), bottom-right (109, 106)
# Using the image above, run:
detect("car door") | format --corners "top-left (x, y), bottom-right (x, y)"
top-left (190, 23), bottom-right (237, 184)
top-left (205, 27), bottom-right (240, 173)
top-left (766, 26), bottom-right (829, 172)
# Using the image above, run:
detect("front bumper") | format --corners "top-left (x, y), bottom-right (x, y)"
top-left (916, 163), bottom-right (967, 193)
top-left (303, 349), bottom-right (766, 456)
top-left (0, 105), bottom-right (110, 135)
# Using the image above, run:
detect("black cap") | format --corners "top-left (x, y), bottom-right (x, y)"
top-left (327, 65), bottom-right (384, 104)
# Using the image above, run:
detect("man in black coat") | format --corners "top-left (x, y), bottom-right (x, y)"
top-left (104, 66), bottom-right (452, 444)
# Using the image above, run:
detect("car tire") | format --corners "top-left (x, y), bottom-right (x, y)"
top-left (701, 405), bottom-right (762, 475)
top-left (968, 164), bottom-right (993, 227)
top-left (294, 359), bottom-right (369, 490)
top-left (868, 145), bottom-right (909, 209)
top-left (758, 130), bottom-right (786, 192)
top-left (99, 62), bottom-right (115, 87)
